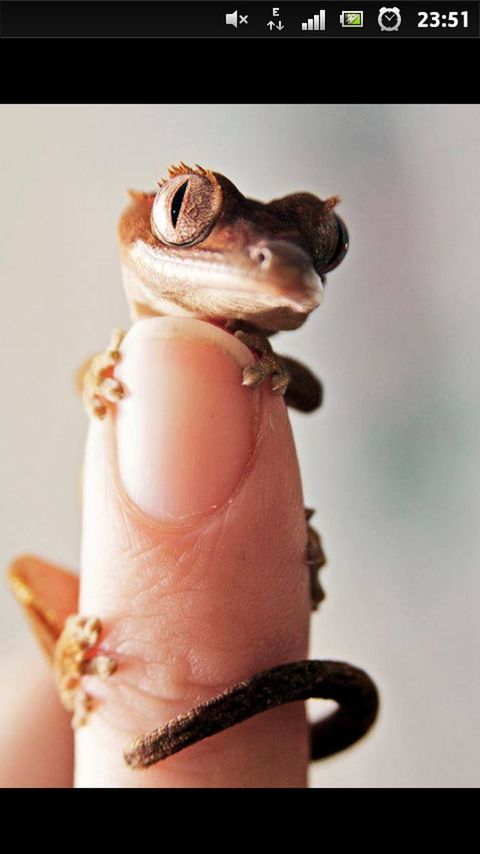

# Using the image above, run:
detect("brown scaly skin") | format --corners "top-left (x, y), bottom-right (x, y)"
top-left (13, 165), bottom-right (379, 767)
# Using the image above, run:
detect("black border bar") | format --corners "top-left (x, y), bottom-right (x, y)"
top-left (1, 1), bottom-right (479, 38)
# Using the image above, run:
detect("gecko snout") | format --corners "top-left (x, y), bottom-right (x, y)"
top-left (248, 240), bottom-right (320, 302)
top-left (250, 240), bottom-right (313, 274)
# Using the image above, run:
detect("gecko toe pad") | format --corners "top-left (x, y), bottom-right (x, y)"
top-left (53, 614), bottom-right (118, 728)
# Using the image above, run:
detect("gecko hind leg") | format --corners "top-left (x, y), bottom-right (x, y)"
top-left (80, 328), bottom-right (126, 419)
top-left (7, 557), bottom-right (117, 729)
top-left (54, 614), bottom-right (118, 728)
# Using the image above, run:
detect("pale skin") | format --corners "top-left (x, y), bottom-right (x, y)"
top-left (4, 165), bottom-right (378, 787)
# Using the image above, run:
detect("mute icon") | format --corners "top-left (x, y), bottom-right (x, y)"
top-left (225, 10), bottom-right (238, 27)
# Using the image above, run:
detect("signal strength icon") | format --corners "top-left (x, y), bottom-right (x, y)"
top-left (301, 10), bottom-right (326, 30)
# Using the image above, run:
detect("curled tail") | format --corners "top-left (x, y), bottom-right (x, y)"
top-left (124, 659), bottom-right (379, 770)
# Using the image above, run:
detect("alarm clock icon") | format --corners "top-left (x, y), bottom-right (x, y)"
top-left (378, 7), bottom-right (402, 31)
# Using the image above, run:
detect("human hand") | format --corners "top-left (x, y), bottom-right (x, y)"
top-left (2, 316), bottom-right (312, 787)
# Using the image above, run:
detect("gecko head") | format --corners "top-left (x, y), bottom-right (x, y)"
top-left (118, 164), bottom-right (349, 332)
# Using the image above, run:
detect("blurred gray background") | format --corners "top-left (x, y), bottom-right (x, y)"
top-left (1, 105), bottom-right (479, 787)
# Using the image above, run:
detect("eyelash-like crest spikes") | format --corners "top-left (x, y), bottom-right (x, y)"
top-left (322, 195), bottom-right (341, 214)
top-left (158, 162), bottom-right (215, 182)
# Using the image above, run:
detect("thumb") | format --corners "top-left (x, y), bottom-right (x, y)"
top-left (76, 316), bottom-right (311, 788)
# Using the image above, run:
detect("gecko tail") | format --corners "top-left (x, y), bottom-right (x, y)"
top-left (123, 659), bottom-right (379, 770)
top-left (7, 555), bottom-right (79, 663)
top-left (308, 661), bottom-right (379, 760)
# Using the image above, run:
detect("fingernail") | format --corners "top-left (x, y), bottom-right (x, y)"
top-left (114, 317), bottom-right (259, 520)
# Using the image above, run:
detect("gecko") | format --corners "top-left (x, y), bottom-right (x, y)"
top-left (8, 164), bottom-right (378, 769)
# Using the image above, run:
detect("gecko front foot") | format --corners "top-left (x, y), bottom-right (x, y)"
top-left (54, 614), bottom-right (118, 728)
top-left (82, 328), bottom-right (126, 419)
top-left (233, 329), bottom-right (290, 396)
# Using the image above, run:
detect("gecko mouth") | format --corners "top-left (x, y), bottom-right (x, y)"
top-left (138, 240), bottom-right (323, 305)
top-left (129, 240), bottom-right (323, 331)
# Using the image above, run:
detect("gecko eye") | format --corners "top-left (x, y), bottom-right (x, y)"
top-left (151, 173), bottom-right (223, 246)
top-left (320, 215), bottom-right (349, 274)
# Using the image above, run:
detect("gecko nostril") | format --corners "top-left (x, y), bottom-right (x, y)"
top-left (251, 246), bottom-right (272, 269)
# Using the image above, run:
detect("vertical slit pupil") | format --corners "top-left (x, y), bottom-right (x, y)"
top-left (171, 181), bottom-right (189, 228)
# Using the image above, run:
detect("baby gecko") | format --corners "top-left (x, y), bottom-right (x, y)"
top-left (9, 164), bottom-right (378, 769)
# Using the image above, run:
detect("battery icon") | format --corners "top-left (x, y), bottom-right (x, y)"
top-left (340, 10), bottom-right (364, 26)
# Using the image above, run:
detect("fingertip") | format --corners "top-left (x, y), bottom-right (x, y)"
top-left (77, 317), bottom-right (310, 787)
